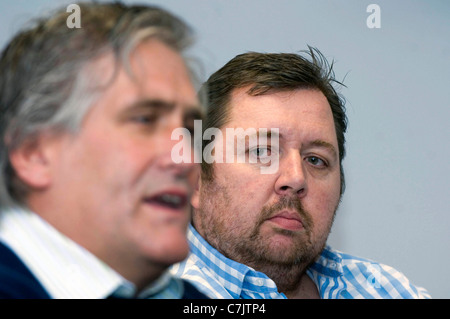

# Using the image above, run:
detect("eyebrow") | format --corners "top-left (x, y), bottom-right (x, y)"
top-left (307, 139), bottom-right (338, 159)
top-left (183, 107), bottom-right (204, 122)
top-left (124, 99), bottom-right (202, 118)
top-left (127, 99), bottom-right (176, 113)
top-left (238, 129), bottom-right (281, 139)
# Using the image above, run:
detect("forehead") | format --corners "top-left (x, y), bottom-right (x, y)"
top-left (227, 87), bottom-right (335, 138)
top-left (128, 39), bottom-right (197, 102)
top-left (85, 39), bottom-right (198, 116)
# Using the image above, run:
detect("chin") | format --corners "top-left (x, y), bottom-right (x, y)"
top-left (260, 237), bottom-right (316, 265)
top-left (152, 237), bottom-right (190, 266)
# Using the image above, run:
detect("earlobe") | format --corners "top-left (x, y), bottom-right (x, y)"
top-left (190, 174), bottom-right (201, 209)
top-left (8, 139), bottom-right (53, 190)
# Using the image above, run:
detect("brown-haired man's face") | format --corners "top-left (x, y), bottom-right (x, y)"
top-left (192, 88), bottom-right (341, 272)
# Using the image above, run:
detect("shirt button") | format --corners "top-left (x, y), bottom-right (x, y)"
top-left (256, 279), bottom-right (264, 286)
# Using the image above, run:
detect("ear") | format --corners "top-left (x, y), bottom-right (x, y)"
top-left (190, 173), bottom-right (201, 209)
top-left (8, 137), bottom-right (54, 190)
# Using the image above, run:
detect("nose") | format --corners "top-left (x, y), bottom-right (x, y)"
top-left (159, 142), bottom-right (197, 177)
top-left (156, 118), bottom-right (198, 178)
top-left (274, 150), bottom-right (307, 198)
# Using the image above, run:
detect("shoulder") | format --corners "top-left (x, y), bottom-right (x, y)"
top-left (170, 253), bottom-right (232, 299)
top-left (181, 280), bottom-right (209, 299)
top-left (0, 242), bottom-right (51, 299)
top-left (323, 247), bottom-right (431, 299)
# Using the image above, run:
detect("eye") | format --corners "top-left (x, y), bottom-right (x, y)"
top-left (251, 147), bottom-right (270, 157)
top-left (306, 156), bottom-right (327, 168)
top-left (132, 114), bottom-right (158, 125)
top-left (248, 147), bottom-right (272, 160)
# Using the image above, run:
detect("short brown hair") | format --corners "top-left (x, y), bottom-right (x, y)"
top-left (199, 47), bottom-right (348, 194)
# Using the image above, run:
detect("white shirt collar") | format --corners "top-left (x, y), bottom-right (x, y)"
top-left (0, 207), bottom-right (132, 298)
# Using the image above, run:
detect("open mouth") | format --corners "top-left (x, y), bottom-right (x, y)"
top-left (144, 192), bottom-right (188, 210)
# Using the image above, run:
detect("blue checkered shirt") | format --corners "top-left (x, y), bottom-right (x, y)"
top-left (170, 224), bottom-right (431, 299)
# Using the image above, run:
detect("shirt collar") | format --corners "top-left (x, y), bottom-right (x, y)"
top-left (109, 271), bottom-right (184, 299)
top-left (187, 224), bottom-right (345, 298)
top-left (187, 224), bottom-right (283, 298)
top-left (309, 245), bottom-right (344, 278)
top-left (0, 207), bottom-right (182, 299)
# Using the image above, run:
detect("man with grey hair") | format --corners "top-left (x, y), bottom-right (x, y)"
top-left (0, 2), bottom-right (206, 299)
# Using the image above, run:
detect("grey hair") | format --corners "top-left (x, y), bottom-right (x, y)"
top-left (0, 2), bottom-right (194, 208)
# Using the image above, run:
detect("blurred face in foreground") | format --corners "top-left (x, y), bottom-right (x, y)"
top-left (192, 88), bottom-right (341, 291)
top-left (13, 39), bottom-right (200, 287)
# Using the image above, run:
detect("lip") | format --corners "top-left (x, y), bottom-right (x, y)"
top-left (143, 188), bottom-right (189, 213)
top-left (266, 210), bottom-right (304, 231)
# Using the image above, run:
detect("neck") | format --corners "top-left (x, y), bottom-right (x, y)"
top-left (252, 262), bottom-right (320, 299)
top-left (28, 197), bottom-right (168, 293)
top-left (95, 241), bottom-right (172, 293)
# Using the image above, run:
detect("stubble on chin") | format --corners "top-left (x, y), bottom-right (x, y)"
top-left (194, 176), bottom-right (340, 294)
top-left (237, 196), bottom-right (318, 266)
top-left (195, 179), bottom-right (329, 267)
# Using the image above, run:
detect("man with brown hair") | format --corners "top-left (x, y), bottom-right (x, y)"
top-left (171, 49), bottom-right (430, 299)
top-left (0, 2), bottom-right (206, 299)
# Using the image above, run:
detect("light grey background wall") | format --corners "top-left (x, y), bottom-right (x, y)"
top-left (1, 0), bottom-right (448, 298)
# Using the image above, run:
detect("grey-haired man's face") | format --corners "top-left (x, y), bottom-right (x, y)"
top-left (16, 39), bottom-right (201, 279)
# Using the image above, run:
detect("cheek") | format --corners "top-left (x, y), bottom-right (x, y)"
top-left (65, 132), bottom-right (152, 213)
top-left (307, 181), bottom-right (341, 236)
top-left (91, 135), bottom-right (156, 188)
top-left (217, 164), bottom-right (268, 201)
top-left (218, 170), bottom-right (274, 227)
